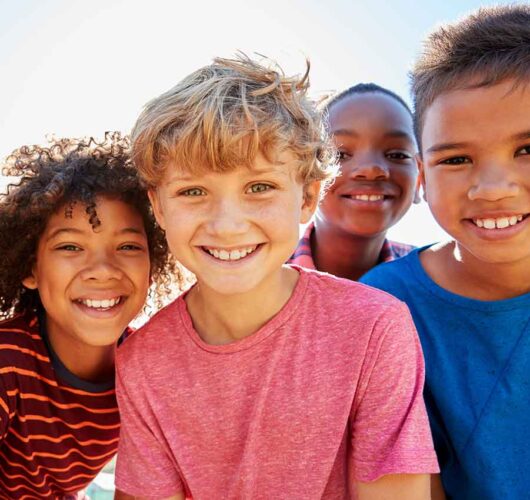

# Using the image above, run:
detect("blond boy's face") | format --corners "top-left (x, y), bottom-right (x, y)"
top-left (149, 152), bottom-right (320, 297)
top-left (419, 79), bottom-right (530, 266)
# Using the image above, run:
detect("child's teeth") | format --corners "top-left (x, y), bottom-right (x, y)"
top-left (474, 215), bottom-right (524, 229)
top-left (483, 219), bottom-right (496, 229)
top-left (207, 246), bottom-right (256, 261)
top-left (82, 297), bottom-right (120, 309)
top-left (496, 217), bottom-right (509, 229)
top-left (353, 195), bottom-right (384, 201)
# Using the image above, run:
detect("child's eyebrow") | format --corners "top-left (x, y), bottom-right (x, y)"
top-left (427, 130), bottom-right (530, 155)
top-left (512, 130), bottom-right (530, 141)
top-left (46, 227), bottom-right (145, 241)
top-left (331, 129), bottom-right (413, 141)
top-left (425, 142), bottom-right (469, 154)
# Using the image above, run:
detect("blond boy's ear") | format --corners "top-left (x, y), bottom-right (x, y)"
top-left (300, 181), bottom-right (321, 224)
top-left (148, 189), bottom-right (166, 230)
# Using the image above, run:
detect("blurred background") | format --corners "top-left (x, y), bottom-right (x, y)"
top-left (0, 1), bottom-right (512, 495)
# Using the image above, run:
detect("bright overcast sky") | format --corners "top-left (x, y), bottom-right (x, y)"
top-left (0, 0), bottom-right (514, 245)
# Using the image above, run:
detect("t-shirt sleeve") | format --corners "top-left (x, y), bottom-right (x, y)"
top-left (350, 300), bottom-right (439, 482)
top-left (114, 354), bottom-right (184, 498)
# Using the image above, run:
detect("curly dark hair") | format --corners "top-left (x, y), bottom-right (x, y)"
top-left (0, 132), bottom-right (181, 319)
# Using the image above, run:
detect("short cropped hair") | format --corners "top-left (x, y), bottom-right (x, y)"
top-left (411, 4), bottom-right (530, 145)
top-left (131, 54), bottom-right (336, 188)
top-left (0, 133), bottom-right (180, 319)
top-left (323, 82), bottom-right (412, 116)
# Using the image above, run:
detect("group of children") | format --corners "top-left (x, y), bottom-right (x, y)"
top-left (0, 4), bottom-right (528, 499)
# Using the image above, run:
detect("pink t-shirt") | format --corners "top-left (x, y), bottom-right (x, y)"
top-left (115, 267), bottom-right (438, 498)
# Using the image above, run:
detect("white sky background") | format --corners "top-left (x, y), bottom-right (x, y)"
top-left (0, 0), bottom-right (514, 245)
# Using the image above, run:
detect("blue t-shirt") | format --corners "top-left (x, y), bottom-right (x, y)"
top-left (361, 246), bottom-right (530, 500)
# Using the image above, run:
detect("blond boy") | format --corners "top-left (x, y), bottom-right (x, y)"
top-left (114, 56), bottom-right (438, 499)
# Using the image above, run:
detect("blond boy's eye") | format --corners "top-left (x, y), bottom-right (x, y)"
top-left (248, 183), bottom-right (273, 193)
top-left (516, 145), bottom-right (530, 156)
top-left (337, 151), bottom-right (352, 161)
top-left (180, 187), bottom-right (205, 196)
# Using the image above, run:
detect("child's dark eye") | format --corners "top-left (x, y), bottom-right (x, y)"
top-left (440, 156), bottom-right (470, 165)
top-left (180, 187), bottom-right (205, 196)
top-left (248, 183), bottom-right (273, 194)
top-left (337, 151), bottom-right (352, 161)
top-left (516, 145), bottom-right (530, 156)
top-left (56, 244), bottom-right (82, 252)
top-left (386, 151), bottom-right (412, 161)
top-left (119, 243), bottom-right (145, 251)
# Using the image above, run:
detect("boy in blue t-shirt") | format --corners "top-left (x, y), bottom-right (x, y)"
top-left (361, 5), bottom-right (530, 499)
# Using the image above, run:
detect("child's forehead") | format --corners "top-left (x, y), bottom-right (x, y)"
top-left (162, 150), bottom-right (298, 183)
top-left (422, 78), bottom-right (530, 150)
top-left (45, 197), bottom-right (144, 234)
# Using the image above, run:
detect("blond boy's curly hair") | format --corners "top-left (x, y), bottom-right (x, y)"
top-left (131, 53), bottom-right (336, 188)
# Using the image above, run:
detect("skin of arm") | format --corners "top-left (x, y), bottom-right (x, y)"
top-left (430, 474), bottom-right (446, 500)
top-left (114, 490), bottom-right (185, 500)
top-left (355, 473), bottom-right (431, 500)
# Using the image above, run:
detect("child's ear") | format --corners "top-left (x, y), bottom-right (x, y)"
top-left (22, 273), bottom-right (38, 290)
top-left (413, 154), bottom-right (422, 204)
top-left (300, 181), bottom-right (321, 224)
top-left (416, 154), bottom-right (427, 202)
top-left (148, 189), bottom-right (166, 230)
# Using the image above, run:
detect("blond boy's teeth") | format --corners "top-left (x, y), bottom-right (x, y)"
top-left (207, 246), bottom-right (257, 261)
top-left (473, 215), bottom-right (523, 229)
top-left (80, 297), bottom-right (121, 309)
top-left (353, 194), bottom-right (384, 201)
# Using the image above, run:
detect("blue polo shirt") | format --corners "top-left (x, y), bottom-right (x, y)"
top-left (361, 246), bottom-right (530, 499)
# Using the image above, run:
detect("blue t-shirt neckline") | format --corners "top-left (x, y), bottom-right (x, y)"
top-left (407, 245), bottom-right (530, 312)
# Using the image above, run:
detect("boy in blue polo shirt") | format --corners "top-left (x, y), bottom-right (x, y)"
top-left (361, 5), bottom-right (530, 499)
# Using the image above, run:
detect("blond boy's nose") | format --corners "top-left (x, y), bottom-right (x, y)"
top-left (206, 199), bottom-right (250, 236)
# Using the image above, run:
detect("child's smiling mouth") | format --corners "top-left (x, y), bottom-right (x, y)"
top-left (202, 245), bottom-right (260, 262)
top-left (471, 214), bottom-right (526, 229)
top-left (74, 296), bottom-right (124, 311)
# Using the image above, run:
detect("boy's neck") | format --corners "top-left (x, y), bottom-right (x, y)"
top-left (185, 267), bottom-right (299, 345)
top-left (421, 241), bottom-right (530, 301)
top-left (312, 222), bottom-right (387, 281)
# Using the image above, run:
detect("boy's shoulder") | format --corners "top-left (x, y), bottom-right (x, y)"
top-left (295, 265), bottom-right (410, 323)
top-left (361, 246), bottom-right (421, 289)
top-left (0, 312), bottom-right (41, 353)
top-left (118, 296), bottom-right (184, 358)
top-left (0, 312), bottom-right (50, 382)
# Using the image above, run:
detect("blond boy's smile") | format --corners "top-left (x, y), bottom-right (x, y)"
top-left (203, 244), bottom-right (259, 261)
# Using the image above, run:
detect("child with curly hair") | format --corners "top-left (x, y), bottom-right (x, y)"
top-left (0, 133), bottom-right (177, 498)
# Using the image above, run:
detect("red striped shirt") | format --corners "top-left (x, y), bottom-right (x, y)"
top-left (288, 222), bottom-right (415, 271)
top-left (0, 312), bottom-right (121, 499)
